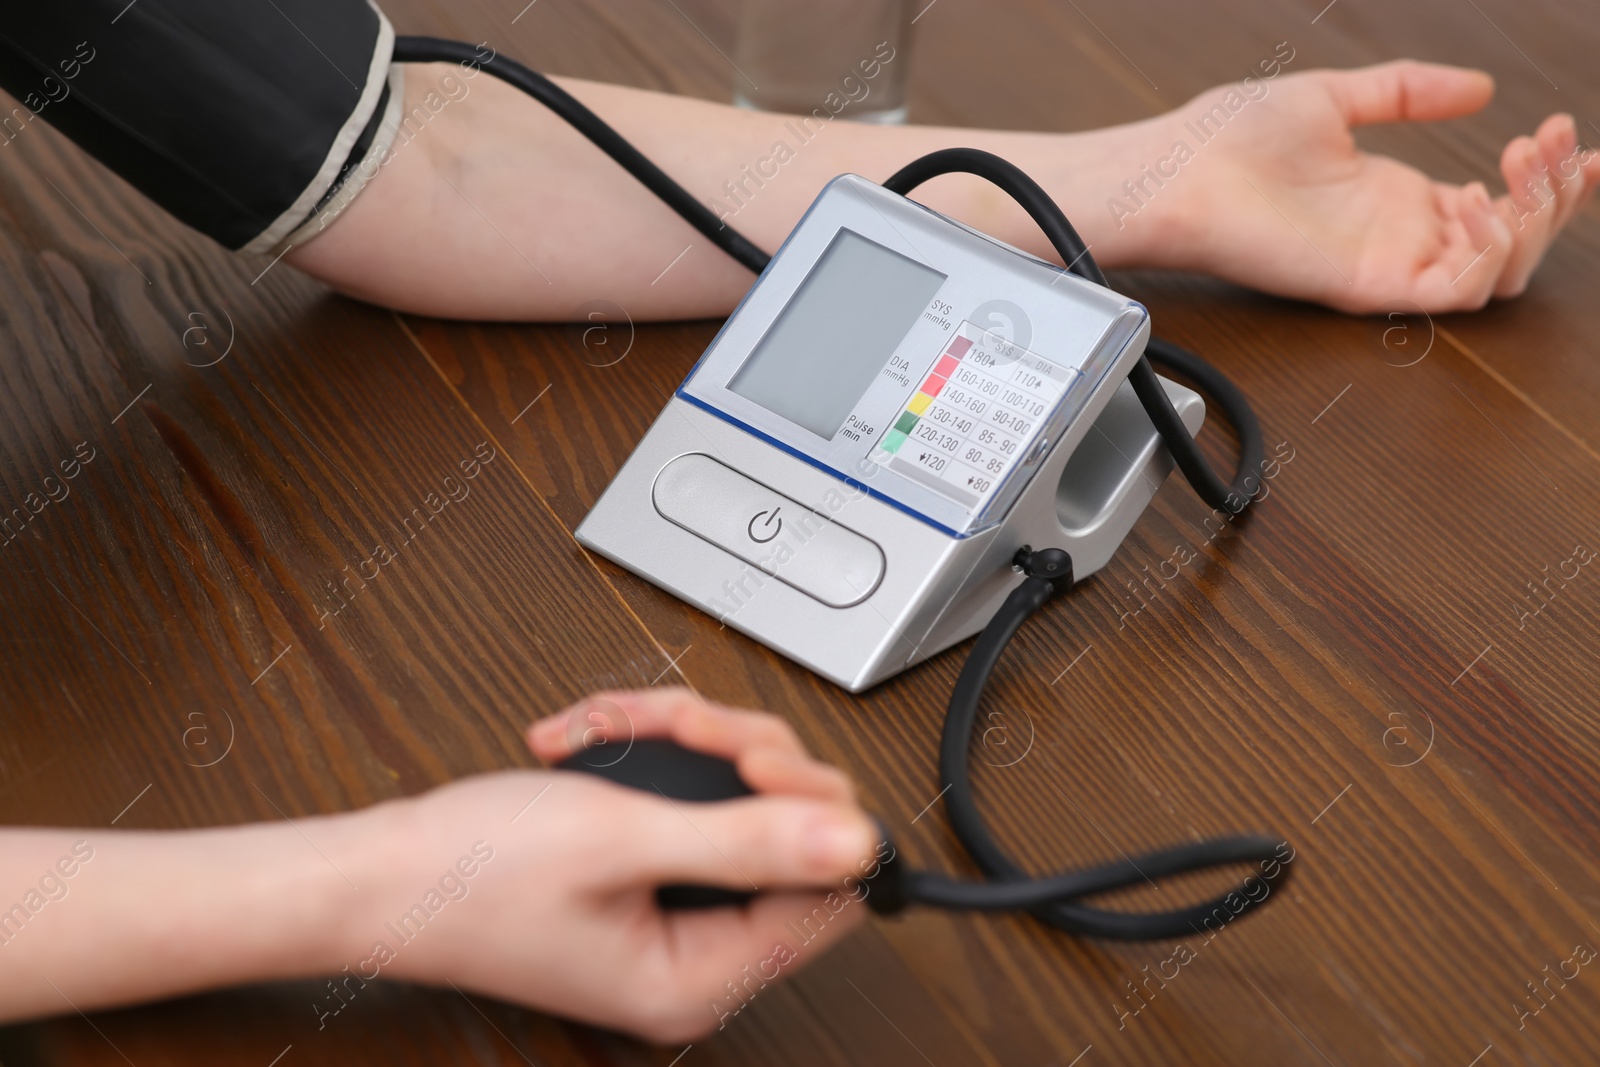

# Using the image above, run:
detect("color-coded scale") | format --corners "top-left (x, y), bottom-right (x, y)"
top-left (872, 321), bottom-right (1078, 514)
top-left (878, 335), bottom-right (972, 455)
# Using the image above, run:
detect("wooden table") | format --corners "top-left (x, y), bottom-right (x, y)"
top-left (3, 0), bottom-right (1598, 1063)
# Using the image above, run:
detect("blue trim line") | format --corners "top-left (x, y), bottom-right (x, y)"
top-left (673, 390), bottom-right (970, 539)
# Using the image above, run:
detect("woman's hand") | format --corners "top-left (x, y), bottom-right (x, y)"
top-left (1120, 60), bottom-right (1599, 313)
top-left (0, 690), bottom-right (879, 1036)
top-left (363, 689), bottom-right (881, 1043)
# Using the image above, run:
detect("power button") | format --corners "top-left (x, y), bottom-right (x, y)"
top-left (747, 508), bottom-right (782, 543)
top-left (652, 454), bottom-right (884, 608)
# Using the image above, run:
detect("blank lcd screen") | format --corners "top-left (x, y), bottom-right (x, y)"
top-left (728, 229), bottom-right (946, 438)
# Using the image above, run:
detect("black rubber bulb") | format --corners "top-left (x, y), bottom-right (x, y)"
top-left (556, 738), bottom-right (757, 909)
top-left (557, 737), bottom-right (910, 914)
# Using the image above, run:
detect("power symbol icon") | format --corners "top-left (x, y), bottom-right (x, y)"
top-left (747, 507), bottom-right (782, 544)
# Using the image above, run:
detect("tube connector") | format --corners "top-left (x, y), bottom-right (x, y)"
top-left (1013, 545), bottom-right (1074, 593)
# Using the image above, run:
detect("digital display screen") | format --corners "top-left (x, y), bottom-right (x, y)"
top-left (727, 229), bottom-right (946, 438)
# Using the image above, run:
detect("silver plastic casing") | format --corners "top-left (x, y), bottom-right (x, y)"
top-left (577, 175), bottom-right (1203, 691)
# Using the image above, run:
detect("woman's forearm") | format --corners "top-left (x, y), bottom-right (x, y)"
top-left (0, 815), bottom-right (385, 1023)
top-left (287, 62), bottom-right (1159, 321)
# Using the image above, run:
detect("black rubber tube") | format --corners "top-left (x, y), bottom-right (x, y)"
top-left (923, 554), bottom-right (1289, 939)
top-left (393, 37), bottom-right (771, 275)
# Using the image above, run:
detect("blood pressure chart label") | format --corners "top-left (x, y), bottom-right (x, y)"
top-left (871, 320), bottom-right (1079, 510)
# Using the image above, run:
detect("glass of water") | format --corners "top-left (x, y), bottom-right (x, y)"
top-left (732, 0), bottom-right (915, 124)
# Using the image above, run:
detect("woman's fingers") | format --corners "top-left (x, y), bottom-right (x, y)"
top-left (737, 744), bottom-right (857, 804)
top-left (627, 792), bottom-right (879, 891)
top-left (1321, 60), bottom-right (1494, 128)
top-left (529, 687), bottom-right (807, 763)
top-left (528, 688), bottom-right (855, 801)
top-left (1483, 116), bottom-right (1600, 300)
top-left (1534, 113), bottom-right (1588, 232)
top-left (1495, 135), bottom-right (1559, 297)
top-left (1417, 180), bottom-right (1510, 311)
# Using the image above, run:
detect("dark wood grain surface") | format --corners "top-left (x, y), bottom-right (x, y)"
top-left (2, 0), bottom-right (1598, 1063)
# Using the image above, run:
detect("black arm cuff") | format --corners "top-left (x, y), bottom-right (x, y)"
top-left (0, 0), bottom-right (398, 251)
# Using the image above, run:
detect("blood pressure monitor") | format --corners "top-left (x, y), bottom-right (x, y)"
top-left (577, 174), bottom-right (1204, 691)
top-left (401, 41), bottom-right (1286, 939)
